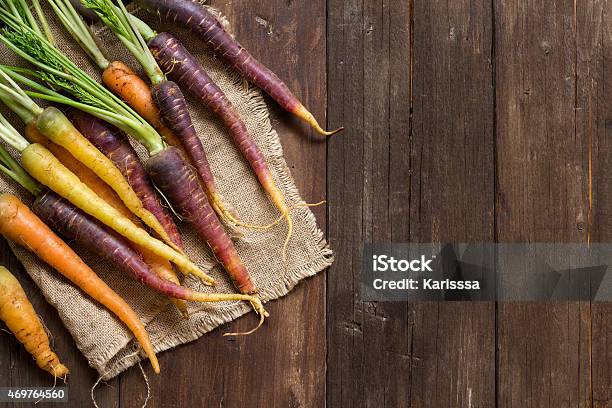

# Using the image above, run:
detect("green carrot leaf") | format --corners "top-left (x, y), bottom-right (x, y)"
top-left (81, 0), bottom-right (130, 38)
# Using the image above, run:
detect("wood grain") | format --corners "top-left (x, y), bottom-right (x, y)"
top-left (117, 0), bottom-right (328, 407)
top-left (1, 0), bottom-right (611, 407)
top-left (495, 0), bottom-right (592, 407)
top-left (578, 2), bottom-right (612, 407)
top-left (325, 0), bottom-right (416, 405)
top-left (408, 0), bottom-right (496, 407)
top-left (326, 0), bottom-right (495, 407)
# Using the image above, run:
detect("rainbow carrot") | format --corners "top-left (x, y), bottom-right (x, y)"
top-left (0, 193), bottom-right (160, 373)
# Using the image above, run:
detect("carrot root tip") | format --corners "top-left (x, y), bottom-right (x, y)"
top-left (173, 299), bottom-right (190, 318)
top-left (294, 105), bottom-right (344, 136)
top-left (317, 126), bottom-right (345, 137)
top-left (222, 297), bottom-right (268, 336)
top-left (281, 213), bottom-right (293, 267)
top-left (211, 195), bottom-right (282, 231)
top-left (178, 266), bottom-right (215, 286)
top-left (51, 364), bottom-right (69, 379)
top-left (238, 212), bottom-right (285, 231)
top-left (289, 200), bottom-right (327, 210)
top-left (279, 200), bottom-right (325, 266)
top-left (151, 358), bottom-right (160, 374)
top-left (210, 201), bottom-right (244, 237)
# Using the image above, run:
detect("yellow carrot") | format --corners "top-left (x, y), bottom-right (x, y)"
top-left (0, 194), bottom-right (159, 373)
top-left (34, 107), bottom-right (178, 251)
top-left (0, 265), bottom-right (69, 378)
top-left (24, 123), bottom-right (188, 315)
top-left (20, 142), bottom-right (213, 284)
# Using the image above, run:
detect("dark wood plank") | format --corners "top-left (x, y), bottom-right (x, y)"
top-left (577, 2), bottom-right (612, 406)
top-left (325, 0), bottom-right (368, 404)
top-left (117, 0), bottom-right (329, 407)
top-left (495, 0), bottom-right (592, 406)
top-left (326, 0), bottom-right (495, 406)
top-left (408, 1), bottom-right (496, 407)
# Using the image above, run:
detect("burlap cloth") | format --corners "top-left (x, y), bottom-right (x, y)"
top-left (0, 6), bottom-right (332, 380)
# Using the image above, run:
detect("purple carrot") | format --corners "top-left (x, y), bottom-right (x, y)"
top-left (152, 81), bottom-right (216, 190)
top-left (32, 188), bottom-right (264, 308)
top-left (149, 32), bottom-right (293, 257)
top-left (151, 80), bottom-right (250, 229)
top-left (68, 109), bottom-right (184, 249)
top-left (146, 146), bottom-right (257, 294)
top-left (137, 0), bottom-right (342, 136)
top-left (33, 189), bottom-right (178, 295)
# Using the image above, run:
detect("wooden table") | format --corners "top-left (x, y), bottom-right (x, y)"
top-left (1, 0), bottom-right (611, 406)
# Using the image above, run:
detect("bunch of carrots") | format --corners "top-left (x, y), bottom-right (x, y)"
top-left (0, 0), bottom-right (340, 378)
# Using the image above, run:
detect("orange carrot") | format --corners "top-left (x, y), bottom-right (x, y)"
top-left (100, 62), bottom-right (199, 186)
top-left (0, 193), bottom-right (160, 373)
top-left (101, 62), bottom-right (195, 166)
top-left (102, 61), bottom-right (169, 135)
top-left (101, 61), bottom-right (191, 156)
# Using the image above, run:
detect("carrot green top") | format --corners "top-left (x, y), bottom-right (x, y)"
top-left (0, 68), bottom-right (42, 145)
top-left (46, 0), bottom-right (110, 69)
top-left (0, 112), bottom-right (41, 195)
top-left (0, 2), bottom-right (167, 155)
top-left (82, 0), bottom-right (165, 85)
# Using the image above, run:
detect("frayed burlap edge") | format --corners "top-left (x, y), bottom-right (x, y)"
top-left (82, 8), bottom-right (333, 380)
top-left (1, 3), bottom-right (333, 381)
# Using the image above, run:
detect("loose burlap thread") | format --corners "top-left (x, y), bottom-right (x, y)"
top-left (0, 6), bottom-right (332, 380)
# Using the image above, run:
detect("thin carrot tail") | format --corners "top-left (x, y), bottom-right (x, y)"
top-left (136, 254), bottom-right (189, 316)
top-left (281, 212), bottom-right (293, 266)
top-left (141, 344), bottom-right (160, 374)
top-left (150, 80), bottom-right (272, 232)
top-left (281, 201), bottom-right (327, 265)
top-left (281, 201), bottom-right (326, 265)
top-left (151, 261), bottom-right (189, 317)
top-left (207, 193), bottom-right (244, 237)
top-left (222, 296), bottom-right (269, 336)
top-left (172, 299), bottom-right (189, 318)
top-left (208, 191), bottom-right (282, 231)
top-left (184, 289), bottom-right (269, 335)
top-left (144, 254), bottom-right (189, 317)
top-left (292, 104), bottom-right (344, 136)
